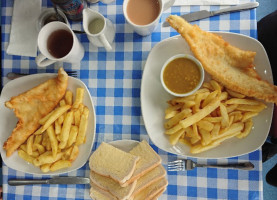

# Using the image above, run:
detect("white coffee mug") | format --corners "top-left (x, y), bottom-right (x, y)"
top-left (123, 0), bottom-right (174, 36)
top-left (82, 8), bottom-right (115, 51)
top-left (36, 21), bottom-right (84, 67)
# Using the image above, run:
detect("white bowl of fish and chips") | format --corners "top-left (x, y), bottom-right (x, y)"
top-left (0, 71), bottom-right (96, 175)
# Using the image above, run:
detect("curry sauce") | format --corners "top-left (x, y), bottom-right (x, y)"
top-left (163, 57), bottom-right (201, 94)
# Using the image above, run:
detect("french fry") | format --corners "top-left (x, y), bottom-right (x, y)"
top-left (72, 88), bottom-right (85, 109)
top-left (39, 110), bottom-right (55, 125)
top-left (225, 98), bottom-right (261, 105)
top-left (236, 104), bottom-right (266, 112)
top-left (165, 124), bottom-right (182, 135)
top-left (67, 125), bottom-right (78, 147)
top-left (193, 92), bottom-right (209, 112)
top-left (75, 107), bottom-right (89, 146)
top-left (184, 126), bottom-right (194, 137)
top-left (211, 123), bottom-right (220, 137)
top-left (63, 146), bottom-right (73, 160)
top-left (34, 143), bottom-right (45, 154)
top-left (69, 145), bottom-right (79, 162)
top-left (202, 90), bottom-right (218, 108)
top-left (20, 144), bottom-right (27, 152)
top-left (204, 117), bottom-right (222, 123)
top-left (212, 122), bottom-right (244, 140)
top-left (18, 150), bottom-right (34, 164)
top-left (169, 129), bottom-right (185, 145)
top-left (197, 120), bottom-right (214, 132)
top-left (74, 110), bottom-right (81, 126)
top-left (225, 88), bottom-right (246, 98)
top-left (219, 104), bottom-right (229, 128)
top-left (65, 90), bottom-right (73, 105)
top-left (41, 105), bottom-right (71, 133)
top-left (237, 119), bottom-right (253, 138)
top-left (55, 120), bottom-right (61, 135)
top-left (34, 127), bottom-right (44, 135)
top-left (50, 160), bottom-right (71, 172)
top-left (40, 163), bottom-right (51, 173)
top-left (31, 151), bottom-right (40, 158)
top-left (180, 97), bottom-right (221, 129)
top-left (164, 108), bottom-right (191, 129)
top-left (59, 111), bottom-right (74, 149)
top-left (242, 112), bottom-right (258, 122)
top-left (58, 114), bottom-right (65, 125)
top-left (33, 152), bottom-right (63, 166)
top-left (47, 125), bottom-right (58, 158)
top-left (199, 128), bottom-right (212, 146)
top-left (210, 80), bottom-right (222, 93)
top-left (60, 99), bottom-right (66, 107)
top-left (27, 135), bottom-right (34, 156)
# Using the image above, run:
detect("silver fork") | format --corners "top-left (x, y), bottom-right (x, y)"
top-left (6, 71), bottom-right (77, 80)
top-left (168, 159), bottom-right (254, 171)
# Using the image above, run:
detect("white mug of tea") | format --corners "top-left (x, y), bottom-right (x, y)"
top-left (123, 0), bottom-right (174, 36)
top-left (36, 21), bottom-right (85, 67)
top-left (82, 8), bottom-right (115, 51)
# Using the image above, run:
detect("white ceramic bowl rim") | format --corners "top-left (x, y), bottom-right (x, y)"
top-left (160, 54), bottom-right (205, 97)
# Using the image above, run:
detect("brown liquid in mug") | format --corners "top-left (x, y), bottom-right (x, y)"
top-left (47, 29), bottom-right (73, 58)
top-left (127, 0), bottom-right (160, 25)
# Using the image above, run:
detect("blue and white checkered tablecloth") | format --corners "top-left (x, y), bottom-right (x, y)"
top-left (1, 0), bottom-right (262, 199)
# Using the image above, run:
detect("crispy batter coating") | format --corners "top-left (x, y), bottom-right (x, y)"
top-left (3, 68), bottom-right (68, 157)
top-left (167, 15), bottom-right (277, 104)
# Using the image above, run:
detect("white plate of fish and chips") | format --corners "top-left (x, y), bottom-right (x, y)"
top-left (141, 32), bottom-right (274, 159)
top-left (0, 73), bottom-right (96, 175)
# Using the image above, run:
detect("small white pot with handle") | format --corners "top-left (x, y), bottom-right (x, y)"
top-left (82, 8), bottom-right (115, 51)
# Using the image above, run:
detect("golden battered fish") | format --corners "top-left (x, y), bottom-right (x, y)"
top-left (4, 68), bottom-right (68, 157)
top-left (166, 15), bottom-right (277, 104)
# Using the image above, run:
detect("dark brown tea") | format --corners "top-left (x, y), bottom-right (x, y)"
top-left (47, 29), bottom-right (73, 58)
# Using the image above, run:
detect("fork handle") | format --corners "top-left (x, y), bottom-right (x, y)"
top-left (6, 72), bottom-right (28, 80)
top-left (196, 162), bottom-right (254, 170)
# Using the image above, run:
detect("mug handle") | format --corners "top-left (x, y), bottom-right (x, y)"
top-left (99, 34), bottom-right (112, 51)
top-left (35, 53), bottom-right (56, 67)
top-left (163, 0), bottom-right (175, 11)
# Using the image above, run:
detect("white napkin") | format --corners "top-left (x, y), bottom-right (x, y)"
top-left (6, 0), bottom-right (41, 57)
top-left (174, 0), bottom-right (239, 6)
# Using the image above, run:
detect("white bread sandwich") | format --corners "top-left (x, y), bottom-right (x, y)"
top-left (152, 187), bottom-right (166, 200)
top-left (89, 142), bottom-right (140, 185)
top-left (90, 182), bottom-right (117, 200)
top-left (90, 170), bottom-right (137, 200)
top-left (131, 177), bottom-right (168, 200)
top-left (122, 140), bottom-right (162, 187)
top-left (131, 164), bottom-right (166, 197)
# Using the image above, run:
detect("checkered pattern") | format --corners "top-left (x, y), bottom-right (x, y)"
top-left (1, 0), bottom-right (262, 199)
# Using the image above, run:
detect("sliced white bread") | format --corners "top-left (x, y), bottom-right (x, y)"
top-left (122, 140), bottom-right (162, 187)
top-left (131, 177), bottom-right (168, 200)
top-left (89, 142), bottom-right (140, 185)
top-left (152, 187), bottom-right (166, 200)
top-left (132, 164), bottom-right (166, 197)
top-left (90, 182), bottom-right (118, 200)
top-left (90, 170), bottom-right (137, 200)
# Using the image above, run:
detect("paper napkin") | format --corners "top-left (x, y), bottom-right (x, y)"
top-left (6, 0), bottom-right (41, 57)
top-left (174, 0), bottom-right (239, 6)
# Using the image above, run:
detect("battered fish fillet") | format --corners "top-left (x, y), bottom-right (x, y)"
top-left (166, 15), bottom-right (277, 104)
top-left (3, 68), bottom-right (68, 157)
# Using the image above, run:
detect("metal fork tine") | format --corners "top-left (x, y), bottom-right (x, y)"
top-left (65, 71), bottom-right (77, 77)
top-left (168, 160), bottom-right (183, 164)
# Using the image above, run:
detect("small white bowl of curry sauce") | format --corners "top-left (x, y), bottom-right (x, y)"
top-left (160, 54), bottom-right (204, 97)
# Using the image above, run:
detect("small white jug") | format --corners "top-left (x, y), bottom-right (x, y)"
top-left (83, 8), bottom-right (115, 51)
